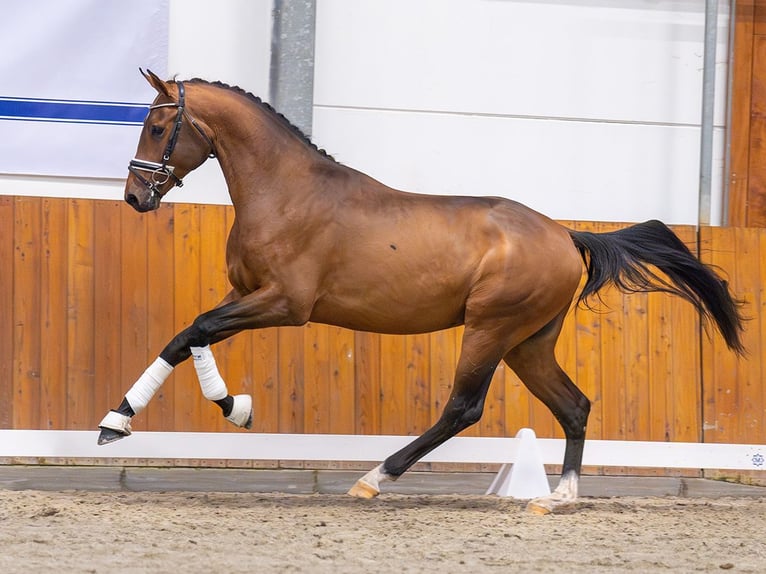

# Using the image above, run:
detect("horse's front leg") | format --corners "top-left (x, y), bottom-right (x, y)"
top-left (97, 287), bottom-right (293, 445)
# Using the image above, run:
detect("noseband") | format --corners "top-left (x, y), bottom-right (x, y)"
top-left (128, 81), bottom-right (216, 199)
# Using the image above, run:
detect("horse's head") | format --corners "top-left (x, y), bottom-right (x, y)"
top-left (125, 69), bottom-right (216, 212)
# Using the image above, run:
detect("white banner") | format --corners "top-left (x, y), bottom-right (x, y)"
top-left (0, 0), bottom-right (168, 178)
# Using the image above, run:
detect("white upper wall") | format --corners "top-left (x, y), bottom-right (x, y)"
top-left (2, 0), bottom-right (730, 224)
top-left (312, 0), bottom-right (730, 224)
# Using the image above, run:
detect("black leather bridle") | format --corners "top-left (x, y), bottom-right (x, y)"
top-left (128, 81), bottom-right (216, 200)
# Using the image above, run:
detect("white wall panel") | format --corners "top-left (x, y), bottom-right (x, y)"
top-left (315, 0), bottom-right (729, 126)
top-left (314, 106), bottom-right (726, 225)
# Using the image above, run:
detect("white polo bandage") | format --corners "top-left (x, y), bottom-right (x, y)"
top-left (124, 357), bottom-right (174, 414)
top-left (190, 345), bottom-right (228, 401)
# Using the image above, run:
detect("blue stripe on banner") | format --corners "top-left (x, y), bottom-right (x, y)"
top-left (0, 97), bottom-right (149, 125)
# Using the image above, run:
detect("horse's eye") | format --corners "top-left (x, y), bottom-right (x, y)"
top-left (150, 125), bottom-right (165, 137)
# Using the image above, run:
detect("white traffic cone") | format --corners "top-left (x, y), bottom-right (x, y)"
top-left (486, 427), bottom-right (550, 499)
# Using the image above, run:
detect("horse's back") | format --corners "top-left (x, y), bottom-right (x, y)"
top-left (308, 189), bottom-right (582, 335)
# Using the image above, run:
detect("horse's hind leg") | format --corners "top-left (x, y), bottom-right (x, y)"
top-left (348, 327), bottom-right (504, 498)
top-left (503, 310), bottom-right (591, 514)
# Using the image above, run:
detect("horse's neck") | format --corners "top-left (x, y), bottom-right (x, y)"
top-left (211, 111), bottom-right (372, 212)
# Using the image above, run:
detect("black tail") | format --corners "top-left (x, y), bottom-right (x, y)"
top-left (569, 220), bottom-right (746, 355)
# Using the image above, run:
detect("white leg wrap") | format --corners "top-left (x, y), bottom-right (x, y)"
top-left (124, 357), bottom-right (174, 414)
top-left (190, 345), bottom-right (228, 401)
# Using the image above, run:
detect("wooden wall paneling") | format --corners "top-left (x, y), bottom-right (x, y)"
top-left (66, 199), bottom-right (95, 430)
top-left (172, 204), bottom-right (202, 431)
top-left (0, 196), bottom-right (15, 428)
top-left (93, 201), bottom-right (123, 428)
top-left (40, 198), bottom-right (68, 428)
top-left (479, 362), bottom-right (506, 438)
top-left (596, 222), bottom-right (629, 445)
top-left (728, 0), bottom-right (755, 225)
top-left (250, 327), bottom-right (279, 433)
top-left (623, 290), bottom-right (650, 440)
top-left (572, 221), bottom-right (604, 442)
top-left (700, 226), bottom-right (741, 444)
top-left (756, 229), bottom-right (766, 445)
top-left (647, 292), bottom-right (675, 444)
top-left (13, 197), bottom-right (41, 429)
top-left (428, 328), bottom-right (457, 431)
top-left (144, 204), bottom-right (176, 431)
top-left (736, 228), bottom-right (763, 443)
top-left (120, 205), bottom-right (150, 431)
top-left (198, 204), bottom-right (230, 432)
top-left (502, 361), bottom-right (532, 438)
top-left (278, 326), bottom-right (305, 433)
top-left (330, 326), bottom-right (356, 434)
top-left (378, 333), bottom-right (407, 434)
top-left (667, 226), bottom-right (701, 444)
top-left (746, 35), bottom-right (766, 226)
top-left (404, 333), bottom-right (430, 436)
top-left (354, 331), bottom-right (381, 434)
top-left (304, 322), bottom-right (331, 434)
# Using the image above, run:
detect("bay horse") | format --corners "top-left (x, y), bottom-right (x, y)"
top-left (98, 70), bottom-right (745, 514)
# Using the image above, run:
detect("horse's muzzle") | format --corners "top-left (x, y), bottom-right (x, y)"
top-left (125, 190), bottom-right (161, 212)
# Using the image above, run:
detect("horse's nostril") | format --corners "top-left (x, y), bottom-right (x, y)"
top-left (126, 193), bottom-right (140, 208)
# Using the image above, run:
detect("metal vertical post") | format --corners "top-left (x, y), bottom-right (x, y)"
top-left (269, 0), bottom-right (317, 137)
top-left (698, 0), bottom-right (719, 226)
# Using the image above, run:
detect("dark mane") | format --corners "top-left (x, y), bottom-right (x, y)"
top-left (186, 78), bottom-right (335, 161)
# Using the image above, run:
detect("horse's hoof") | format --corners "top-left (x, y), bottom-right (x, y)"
top-left (226, 394), bottom-right (253, 429)
top-left (97, 427), bottom-right (129, 446)
top-left (97, 410), bottom-right (132, 445)
top-left (526, 500), bottom-right (553, 515)
top-left (347, 480), bottom-right (380, 499)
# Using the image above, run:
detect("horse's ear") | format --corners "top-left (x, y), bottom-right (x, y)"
top-left (140, 68), bottom-right (170, 97)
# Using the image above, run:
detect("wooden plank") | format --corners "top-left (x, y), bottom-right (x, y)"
top-left (199, 204), bottom-right (230, 431)
top-left (66, 199), bottom-right (95, 430)
top-left (647, 289), bottom-right (672, 444)
top-left (354, 331), bottom-right (381, 434)
top-left (479, 363), bottom-right (505, 438)
top-left (93, 201), bottom-right (123, 426)
top-left (735, 228), bottom-right (762, 443)
top-left (623, 290), bottom-right (650, 440)
top-left (404, 333), bottom-right (430, 435)
top-left (13, 197), bottom-right (42, 429)
top-left (278, 326), bottom-right (304, 433)
top-left (701, 226), bottom-right (740, 444)
top-left (40, 198), bottom-right (68, 429)
top-left (754, 0), bottom-right (766, 36)
top-left (378, 333), bottom-right (407, 434)
top-left (121, 205), bottom-right (149, 431)
top-left (145, 203), bottom-right (176, 431)
top-left (571, 221), bottom-right (603, 441)
top-left (303, 322), bottom-right (330, 433)
top-left (597, 222), bottom-right (628, 446)
top-left (745, 34), bottom-right (766, 226)
top-left (429, 328), bottom-right (457, 429)
top-left (727, 0), bottom-right (754, 225)
top-left (330, 326), bottom-right (356, 434)
top-left (503, 363), bottom-right (531, 437)
top-left (172, 204), bottom-right (201, 431)
top-left (251, 327), bottom-right (278, 433)
top-left (670, 226), bottom-right (701, 444)
top-left (0, 196), bottom-right (14, 428)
